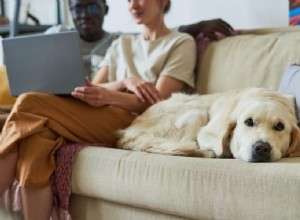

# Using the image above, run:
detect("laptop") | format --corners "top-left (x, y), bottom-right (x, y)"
top-left (2, 31), bottom-right (86, 96)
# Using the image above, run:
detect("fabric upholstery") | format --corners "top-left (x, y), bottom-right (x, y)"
top-left (196, 31), bottom-right (300, 94)
top-left (71, 147), bottom-right (300, 220)
top-left (70, 195), bottom-right (188, 220)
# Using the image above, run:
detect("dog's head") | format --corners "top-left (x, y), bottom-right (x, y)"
top-left (229, 89), bottom-right (300, 162)
top-left (197, 88), bottom-right (300, 162)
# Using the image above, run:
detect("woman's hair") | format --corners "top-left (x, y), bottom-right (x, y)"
top-left (164, 0), bottom-right (171, 14)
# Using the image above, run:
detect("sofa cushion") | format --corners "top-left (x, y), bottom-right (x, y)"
top-left (278, 64), bottom-right (300, 122)
top-left (71, 147), bottom-right (300, 220)
top-left (196, 31), bottom-right (300, 94)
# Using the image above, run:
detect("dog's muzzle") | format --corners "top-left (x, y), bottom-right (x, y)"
top-left (251, 141), bottom-right (272, 162)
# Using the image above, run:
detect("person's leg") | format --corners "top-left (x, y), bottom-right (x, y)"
top-left (0, 152), bottom-right (17, 195)
top-left (15, 128), bottom-right (63, 220)
top-left (21, 185), bottom-right (53, 220)
top-left (0, 92), bottom-right (136, 219)
top-left (0, 93), bottom-right (135, 220)
top-left (11, 93), bottom-right (136, 187)
top-left (1, 93), bottom-right (136, 151)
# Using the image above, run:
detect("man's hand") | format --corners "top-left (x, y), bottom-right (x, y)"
top-left (123, 76), bottom-right (162, 104)
top-left (179, 18), bottom-right (234, 40)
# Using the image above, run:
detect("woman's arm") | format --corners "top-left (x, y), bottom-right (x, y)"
top-left (92, 66), bottom-right (162, 104)
top-left (72, 75), bottom-right (185, 114)
top-left (110, 75), bottom-right (185, 112)
top-left (92, 66), bottom-right (126, 91)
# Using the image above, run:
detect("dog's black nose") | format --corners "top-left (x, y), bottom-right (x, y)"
top-left (251, 141), bottom-right (271, 162)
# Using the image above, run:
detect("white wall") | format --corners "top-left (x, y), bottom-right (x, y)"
top-left (5, 0), bottom-right (289, 31)
top-left (103, 0), bottom-right (289, 32)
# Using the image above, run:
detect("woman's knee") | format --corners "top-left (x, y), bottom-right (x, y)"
top-left (16, 92), bottom-right (44, 105)
top-left (14, 93), bottom-right (51, 112)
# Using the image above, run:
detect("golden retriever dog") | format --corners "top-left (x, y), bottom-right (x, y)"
top-left (117, 88), bottom-right (300, 162)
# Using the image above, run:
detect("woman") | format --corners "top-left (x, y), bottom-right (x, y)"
top-left (0, 0), bottom-right (196, 219)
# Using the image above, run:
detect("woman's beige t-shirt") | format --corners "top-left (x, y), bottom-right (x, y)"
top-left (101, 31), bottom-right (197, 89)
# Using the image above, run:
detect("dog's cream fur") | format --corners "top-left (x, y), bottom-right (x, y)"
top-left (117, 88), bottom-right (300, 162)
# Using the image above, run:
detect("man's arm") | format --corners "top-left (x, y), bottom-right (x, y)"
top-left (178, 18), bottom-right (234, 39)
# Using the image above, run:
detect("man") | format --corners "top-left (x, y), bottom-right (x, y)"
top-left (46, 0), bottom-right (234, 78)
top-left (46, 0), bottom-right (119, 77)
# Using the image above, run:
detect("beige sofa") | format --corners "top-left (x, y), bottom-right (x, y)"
top-left (2, 27), bottom-right (300, 220)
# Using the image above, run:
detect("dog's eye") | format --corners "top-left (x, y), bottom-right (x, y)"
top-left (274, 122), bottom-right (284, 131)
top-left (244, 118), bottom-right (254, 127)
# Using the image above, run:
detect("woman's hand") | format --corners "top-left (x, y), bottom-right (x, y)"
top-left (123, 76), bottom-right (162, 104)
top-left (71, 78), bottom-right (111, 107)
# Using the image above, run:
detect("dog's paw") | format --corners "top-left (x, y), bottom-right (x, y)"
top-left (217, 151), bottom-right (233, 159)
top-left (192, 149), bottom-right (216, 158)
top-left (203, 150), bottom-right (216, 158)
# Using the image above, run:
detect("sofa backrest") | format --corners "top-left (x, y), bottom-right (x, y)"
top-left (196, 27), bottom-right (300, 94)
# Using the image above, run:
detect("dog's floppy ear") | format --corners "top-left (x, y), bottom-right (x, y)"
top-left (287, 125), bottom-right (300, 157)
